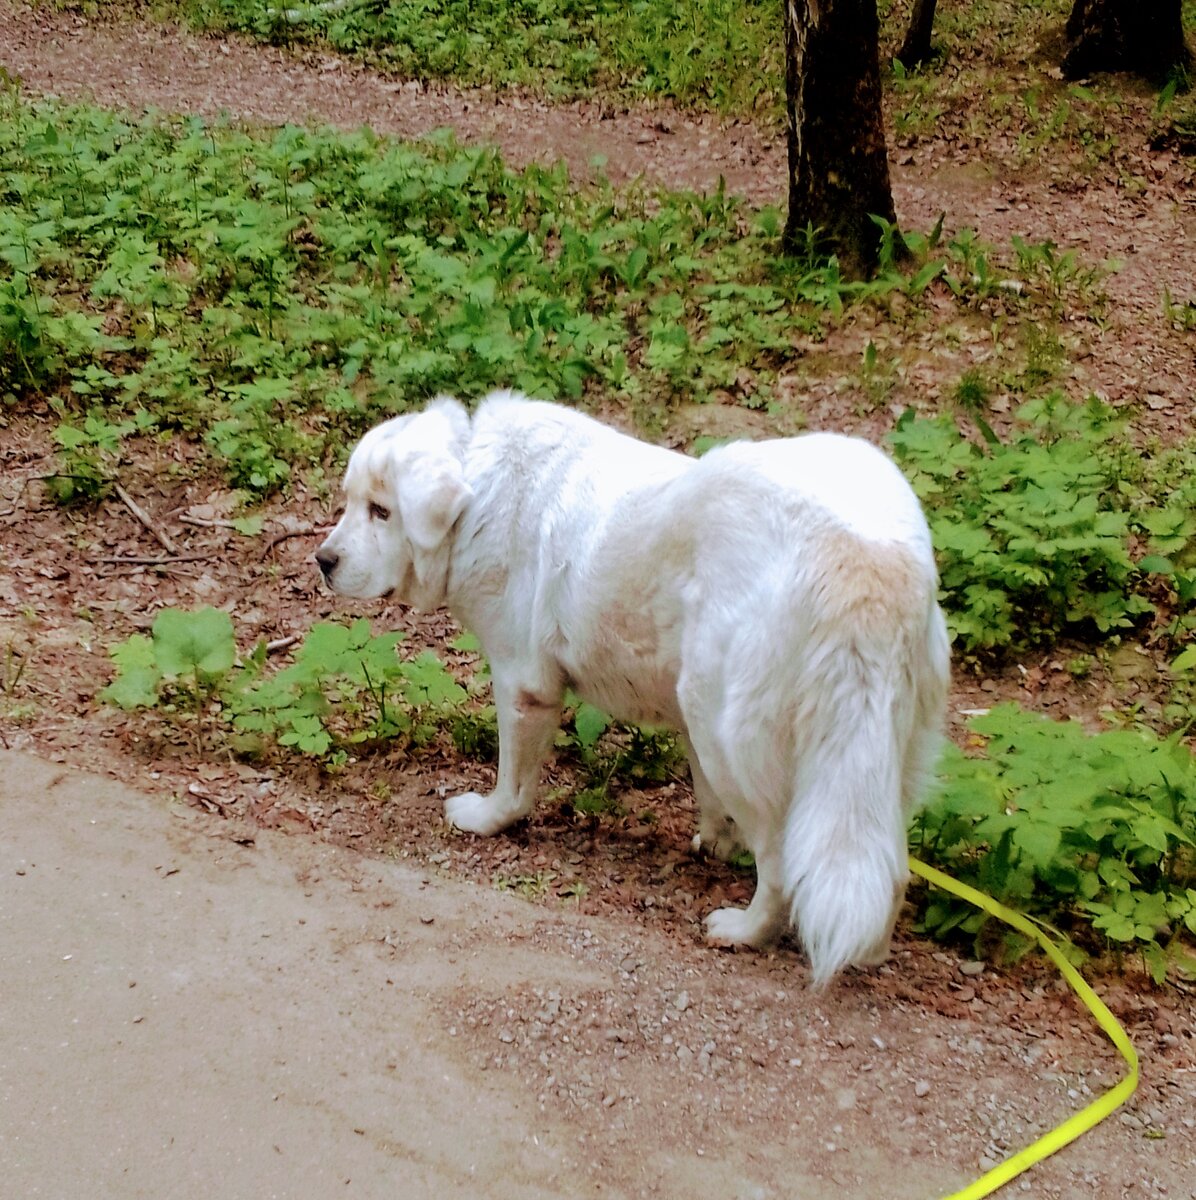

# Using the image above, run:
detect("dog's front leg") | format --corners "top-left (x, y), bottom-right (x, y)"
top-left (445, 669), bottom-right (562, 836)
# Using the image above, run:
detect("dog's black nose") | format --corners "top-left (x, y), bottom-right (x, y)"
top-left (315, 546), bottom-right (339, 578)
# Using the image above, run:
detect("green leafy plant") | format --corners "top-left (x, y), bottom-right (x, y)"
top-left (101, 607), bottom-right (236, 749)
top-left (170, 0), bottom-right (783, 116)
top-left (1, 640), bottom-right (28, 695)
top-left (913, 704), bottom-right (1196, 983)
top-left (1162, 286), bottom-right (1196, 332)
top-left (2, 93), bottom-right (1110, 506)
top-left (553, 691), bottom-right (683, 817)
top-left (101, 609), bottom-right (470, 762)
top-left (48, 409), bottom-right (156, 503)
top-left (890, 394), bottom-right (1156, 654)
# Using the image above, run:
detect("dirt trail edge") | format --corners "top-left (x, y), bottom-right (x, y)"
top-left (0, 0), bottom-right (778, 201)
top-left (2, 750), bottom-right (962, 1200)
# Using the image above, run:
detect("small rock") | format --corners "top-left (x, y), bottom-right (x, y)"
top-left (914, 1080), bottom-right (931, 1098)
top-left (835, 1088), bottom-right (857, 1111)
top-left (960, 961), bottom-right (985, 976)
top-left (673, 990), bottom-right (691, 1013)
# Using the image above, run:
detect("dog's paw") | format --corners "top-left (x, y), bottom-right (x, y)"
top-left (704, 905), bottom-right (770, 949)
top-left (444, 791), bottom-right (516, 836)
top-left (851, 939), bottom-right (892, 968)
top-left (693, 814), bottom-right (746, 863)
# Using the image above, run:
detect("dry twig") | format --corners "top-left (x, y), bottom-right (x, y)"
top-left (114, 483), bottom-right (179, 555)
top-left (91, 553), bottom-right (213, 566)
top-left (179, 514), bottom-right (239, 530)
top-left (262, 524), bottom-right (333, 557)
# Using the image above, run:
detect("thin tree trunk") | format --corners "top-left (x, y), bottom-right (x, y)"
top-left (897, 0), bottom-right (939, 69)
top-left (781, 0), bottom-right (898, 280)
top-left (1062, 0), bottom-right (1193, 81)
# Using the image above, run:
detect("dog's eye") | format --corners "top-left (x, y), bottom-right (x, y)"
top-left (368, 502), bottom-right (391, 522)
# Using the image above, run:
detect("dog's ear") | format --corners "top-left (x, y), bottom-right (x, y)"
top-left (397, 456), bottom-right (470, 553)
top-left (393, 421), bottom-right (471, 610)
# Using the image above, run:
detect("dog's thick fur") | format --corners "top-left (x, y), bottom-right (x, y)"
top-left (317, 391), bottom-right (950, 984)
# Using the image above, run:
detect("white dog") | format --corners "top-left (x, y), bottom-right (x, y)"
top-left (317, 391), bottom-right (950, 984)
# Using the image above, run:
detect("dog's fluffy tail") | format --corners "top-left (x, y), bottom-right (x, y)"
top-left (782, 540), bottom-right (944, 987)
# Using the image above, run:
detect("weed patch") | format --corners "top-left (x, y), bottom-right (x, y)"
top-left (145, 0), bottom-right (783, 115)
top-left (889, 394), bottom-right (1162, 654)
top-left (101, 606), bottom-right (473, 763)
top-left (99, 609), bottom-right (1196, 982)
top-left (2, 94), bottom-right (1108, 512)
top-left (914, 704), bottom-right (1196, 983)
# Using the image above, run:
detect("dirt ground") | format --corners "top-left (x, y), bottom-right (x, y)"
top-left (1, 3), bottom-right (1195, 1197)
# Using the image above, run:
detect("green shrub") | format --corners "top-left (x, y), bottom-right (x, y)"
top-left (913, 704), bottom-right (1196, 983)
top-left (890, 394), bottom-right (1155, 653)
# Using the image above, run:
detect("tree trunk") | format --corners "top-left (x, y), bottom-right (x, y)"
top-left (781, 0), bottom-right (898, 280)
top-left (1062, 0), bottom-right (1193, 81)
top-left (897, 0), bottom-right (939, 69)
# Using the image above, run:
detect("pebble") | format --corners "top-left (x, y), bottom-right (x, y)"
top-left (915, 1080), bottom-right (931, 1098)
top-left (673, 990), bottom-right (690, 1012)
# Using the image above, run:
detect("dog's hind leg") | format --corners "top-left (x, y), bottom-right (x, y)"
top-left (685, 738), bottom-right (745, 862)
top-left (704, 842), bottom-right (788, 948)
top-left (445, 669), bottom-right (562, 836)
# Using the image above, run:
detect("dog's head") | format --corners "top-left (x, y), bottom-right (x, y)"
top-left (316, 397), bottom-right (472, 611)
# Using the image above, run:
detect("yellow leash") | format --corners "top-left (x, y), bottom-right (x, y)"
top-left (907, 858), bottom-right (1140, 1200)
